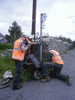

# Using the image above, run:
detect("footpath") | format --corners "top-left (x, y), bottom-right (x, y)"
top-left (0, 48), bottom-right (75, 100)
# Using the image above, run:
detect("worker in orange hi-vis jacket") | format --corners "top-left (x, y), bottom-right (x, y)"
top-left (41, 49), bottom-right (71, 86)
top-left (12, 34), bottom-right (31, 90)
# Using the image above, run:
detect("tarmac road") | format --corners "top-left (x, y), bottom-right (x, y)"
top-left (0, 48), bottom-right (75, 100)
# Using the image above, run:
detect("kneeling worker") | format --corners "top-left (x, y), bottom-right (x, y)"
top-left (41, 49), bottom-right (70, 86)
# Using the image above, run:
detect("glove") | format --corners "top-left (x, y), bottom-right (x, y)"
top-left (27, 44), bottom-right (31, 48)
top-left (36, 42), bottom-right (39, 45)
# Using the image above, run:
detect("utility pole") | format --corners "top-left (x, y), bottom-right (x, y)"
top-left (40, 14), bottom-right (42, 62)
top-left (31, 0), bottom-right (37, 41)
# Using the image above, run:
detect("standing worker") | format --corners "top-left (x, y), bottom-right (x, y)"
top-left (12, 34), bottom-right (30, 90)
top-left (41, 49), bottom-right (70, 86)
top-left (24, 36), bottom-right (39, 57)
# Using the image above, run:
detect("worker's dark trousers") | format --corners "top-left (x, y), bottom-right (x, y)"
top-left (13, 60), bottom-right (23, 87)
top-left (42, 62), bottom-right (66, 81)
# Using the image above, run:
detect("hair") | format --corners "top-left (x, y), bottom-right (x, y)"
top-left (21, 34), bottom-right (26, 38)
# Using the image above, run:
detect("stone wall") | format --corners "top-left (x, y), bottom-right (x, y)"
top-left (42, 38), bottom-right (65, 55)
top-left (42, 37), bottom-right (73, 55)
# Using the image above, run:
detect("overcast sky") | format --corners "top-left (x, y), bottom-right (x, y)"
top-left (0, 0), bottom-right (75, 40)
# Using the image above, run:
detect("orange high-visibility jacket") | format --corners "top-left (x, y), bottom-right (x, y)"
top-left (27, 38), bottom-right (31, 43)
top-left (12, 39), bottom-right (25, 61)
top-left (25, 38), bottom-right (31, 53)
top-left (49, 50), bottom-right (64, 64)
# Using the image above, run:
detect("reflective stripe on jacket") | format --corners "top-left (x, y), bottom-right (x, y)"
top-left (49, 50), bottom-right (64, 64)
top-left (12, 39), bottom-right (25, 61)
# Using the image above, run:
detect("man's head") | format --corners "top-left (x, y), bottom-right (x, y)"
top-left (20, 34), bottom-right (26, 41)
top-left (44, 48), bottom-right (50, 54)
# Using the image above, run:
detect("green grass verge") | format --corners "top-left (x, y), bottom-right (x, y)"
top-left (0, 54), bottom-right (32, 83)
top-left (0, 50), bottom-right (6, 54)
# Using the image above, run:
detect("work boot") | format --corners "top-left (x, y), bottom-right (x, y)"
top-left (65, 75), bottom-right (71, 86)
top-left (12, 84), bottom-right (23, 90)
top-left (41, 76), bottom-right (50, 82)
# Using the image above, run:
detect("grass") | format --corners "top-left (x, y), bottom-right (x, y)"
top-left (64, 51), bottom-right (68, 54)
top-left (0, 50), bottom-right (32, 83)
top-left (0, 55), bottom-right (17, 79)
top-left (0, 50), bottom-right (6, 54)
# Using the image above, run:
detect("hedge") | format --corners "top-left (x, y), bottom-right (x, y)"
top-left (0, 43), bottom-right (13, 50)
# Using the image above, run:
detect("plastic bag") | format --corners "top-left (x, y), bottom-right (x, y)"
top-left (3, 69), bottom-right (13, 80)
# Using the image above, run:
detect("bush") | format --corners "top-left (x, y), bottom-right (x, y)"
top-left (0, 43), bottom-right (13, 50)
top-left (55, 35), bottom-right (73, 44)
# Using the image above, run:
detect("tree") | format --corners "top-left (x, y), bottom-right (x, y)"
top-left (5, 21), bottom-right (22, 43)
top-left (67, 38), bottom-right (72, 44)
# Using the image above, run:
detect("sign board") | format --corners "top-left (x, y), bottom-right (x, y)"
top-left (42, 13), bottom-right (47, 21)
top-left (42, 22), bottom-right (45, 29)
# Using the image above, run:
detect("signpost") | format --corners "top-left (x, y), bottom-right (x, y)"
top-left (40, 13), bottom-right (47, 62)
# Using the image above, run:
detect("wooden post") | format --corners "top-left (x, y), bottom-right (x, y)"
top-left (31, 0), bottom-right (37, 42)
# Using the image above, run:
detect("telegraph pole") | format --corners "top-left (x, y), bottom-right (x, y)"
top-left (31, 0), bottom-right (37, 41)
